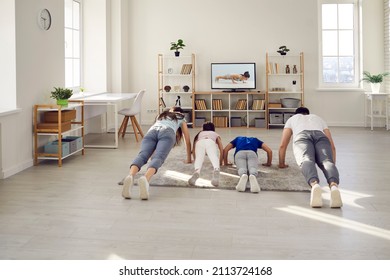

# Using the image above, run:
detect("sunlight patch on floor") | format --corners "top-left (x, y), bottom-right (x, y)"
top-left (276, 205), bottom-right (390, 240)
top-left (320, 187), bottom-right (373, 209)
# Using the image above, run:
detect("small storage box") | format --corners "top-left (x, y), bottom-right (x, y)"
top-left (37, 121), bottom-right (72, 132)
top-left (270, 113), bottom-right (283, 124)
top-left (195, 117), bottom-right (206, 127)
top-left (44, 110), bottom-right (76, 123)
top-left (283, 112), bottom-right (294, 123)
top-left (44, 140), bottom-right (70, 156)
top-left (231, 117), bottom-right (241, 127)
top-left (255, 118), bottom-right (265, 128)
top-left (64, 136), bottom-right (83, 153)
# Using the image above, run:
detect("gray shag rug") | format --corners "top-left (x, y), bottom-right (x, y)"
top-left (118, 148), bottom-right (310, 192)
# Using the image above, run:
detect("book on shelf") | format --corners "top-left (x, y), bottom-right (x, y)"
top-left (235, 99), bottom-right (247, 110)
top-left (212, 99), bottom-right (223, 110)
top-left (251, 99), bottom-right (265, 110)
top-left (195, 99), bottom-right (207, 110)
top-left (180, 64), bottom-right (193, 75)
top-left (213, 116), bottom-right (228, 127)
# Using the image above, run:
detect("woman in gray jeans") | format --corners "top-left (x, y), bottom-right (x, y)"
top-left (278, 107), bottom-right (342, 208)
top-left (122, 107), bottom-right (192, 200)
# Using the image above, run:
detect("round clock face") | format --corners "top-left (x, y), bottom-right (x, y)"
top-left (39, 9), bottom-right (52, 30)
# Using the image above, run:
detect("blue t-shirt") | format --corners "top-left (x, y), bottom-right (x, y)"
top-left (230, 136), bottom-right (264, 155)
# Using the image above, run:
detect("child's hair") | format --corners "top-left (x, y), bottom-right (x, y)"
top-left (202, 121), bottom-right (215, 132)
top-left (193, 121), bottom-right (215, 143)
top-left (157, 106), bottom-right (185, 145)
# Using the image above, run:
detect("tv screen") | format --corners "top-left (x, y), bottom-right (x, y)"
top-left (211, 62), bottom-right (256, 91)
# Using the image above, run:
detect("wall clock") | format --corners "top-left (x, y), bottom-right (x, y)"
top-left (38, 8), bottom-right (52, 30)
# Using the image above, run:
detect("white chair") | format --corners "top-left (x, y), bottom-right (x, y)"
top-left (118, 89), bottom-right (145, 142)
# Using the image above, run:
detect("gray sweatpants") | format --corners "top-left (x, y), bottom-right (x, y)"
top-left (293, 130), bottom-right (339, 186)
top-left (234, 150), bottom-right (258, 176)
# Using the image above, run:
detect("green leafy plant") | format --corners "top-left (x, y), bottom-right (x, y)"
top-left (277, 45), bottom-right (290, 55)
top-left (361, 71), bottom-right (390, 83)
top-left (170, 39), bottom-right (186, 52)
top-left (50, 87), bottom-right (73, 100)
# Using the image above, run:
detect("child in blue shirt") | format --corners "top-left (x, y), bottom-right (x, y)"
top-left (223, 136), bottom-right (272, 193)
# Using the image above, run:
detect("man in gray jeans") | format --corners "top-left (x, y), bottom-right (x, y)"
top-left (278, 107), bottom-right (343, 208)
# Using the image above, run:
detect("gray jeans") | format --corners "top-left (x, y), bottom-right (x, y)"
top-left (131, 126), bottom-right (176, 171)
top-left (293, 130), bottom-right (339, 186)
top-left (235, 150), bottom-right (258, 176)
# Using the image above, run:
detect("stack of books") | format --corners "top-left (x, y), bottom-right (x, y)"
top-left (213, 116), bottom-right (228, 127)
top-left (251, 99), bottom-right (265, 110)
top-left (180, 64), bottom-right (193, 74)
top-left (235, 99), bottom-right (247, 110)
top-left (195, 99), bottom-right (207, 110)
top-left (212, 99), bottom-right (223, 110)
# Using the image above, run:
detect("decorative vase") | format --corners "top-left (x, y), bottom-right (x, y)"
top-left (57, 99), bottom-right (68, 106)
top-left (370, 83), bottom-right (381, 93)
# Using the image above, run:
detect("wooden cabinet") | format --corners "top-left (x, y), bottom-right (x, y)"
top-left (266, 52), bottom-right (304, 128)
top-left (192, 91), bottom-right (266, 128)
top-left (158, 53), bottom-right (195, 126)
top-left (33, 101), bottom-right (84, 166)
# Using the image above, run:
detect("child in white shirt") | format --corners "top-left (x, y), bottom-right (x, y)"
top-left (188, 122), bottom-right (224, 187)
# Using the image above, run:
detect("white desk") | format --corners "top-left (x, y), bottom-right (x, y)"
top-left (364, 92), bottom-right (389, 130)
top-left (71, 92), bottom-right (137, 148)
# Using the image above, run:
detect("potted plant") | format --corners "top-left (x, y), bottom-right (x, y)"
top-left (50, 87), bottom-right (73, 106)
top-left (277, 45), bottom-right (290, 56)
top-left (362, 71), bottom-right (390, 93)
top-left (170, 39), bottom-right (185, 57)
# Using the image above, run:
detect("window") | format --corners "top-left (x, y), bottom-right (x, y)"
top-left (319, 0), bottom-right (360, 88)
top-left (385, 0), bottom-right (390, 92)
top-left (65, 0), bottom-right (81, 89)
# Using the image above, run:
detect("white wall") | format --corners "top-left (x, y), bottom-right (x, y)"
top-left (126, 0), bottom-right (385, 126)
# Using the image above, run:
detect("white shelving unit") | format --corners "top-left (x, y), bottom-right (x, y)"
top-left (33, 101), bottom-right (84, 167)
top-left (193, 91), bottom-right (266, 128)
top-left (158, 53), bottom-right (195, 126)
top-left (266, 52), bottom-right (304, 128)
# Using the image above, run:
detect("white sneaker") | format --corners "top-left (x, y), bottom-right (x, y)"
top-left (249, 175), bottom-right (260, 193)
top-left (310, 184), bottom-right (323, 208)
top-left (138, 176), bottom-right (149, 200)
top-left (211, 170), bottom-right (220, 187)
top-left (188, 172), bottom-right (199, 186)
top-left (330, 185), bottom-right (343, 208)
top-left (122, 175), bottom-right (133, 199)
top-left (236, 174), bottom-right (248, 192)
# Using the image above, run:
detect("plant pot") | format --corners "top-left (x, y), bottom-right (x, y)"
top-left (174, 51), bottom-right (180, 57)
top-left (57, 99), bottom-right (69, 106)
top-left (370, 83), bottom-right (381, 93)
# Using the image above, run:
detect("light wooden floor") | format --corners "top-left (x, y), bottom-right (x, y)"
top-left (0, 126), bottom-right (389, 260)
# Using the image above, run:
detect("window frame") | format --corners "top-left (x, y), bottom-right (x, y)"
top-left (318, 0), bottom-right (361, 89)
top-left (65, 0), bottom-right (83, 92)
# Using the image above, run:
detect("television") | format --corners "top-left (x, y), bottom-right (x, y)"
top-left (211, 62), bottom-right (256, 92)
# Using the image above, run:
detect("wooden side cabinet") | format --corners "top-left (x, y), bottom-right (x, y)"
top-left (33, 100), bottom-right (84, 167)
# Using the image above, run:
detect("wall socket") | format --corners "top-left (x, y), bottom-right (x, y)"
top-left (147, 109), bottom-right (157, 113)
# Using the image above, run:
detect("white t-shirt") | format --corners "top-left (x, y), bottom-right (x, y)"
top-left (284, 114), bottom-right (328, 138)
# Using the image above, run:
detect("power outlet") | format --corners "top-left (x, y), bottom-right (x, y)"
top-left (147, 109), bottom-right (157, 113)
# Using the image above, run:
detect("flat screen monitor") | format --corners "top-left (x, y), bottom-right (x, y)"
top-left (211, 62), bottom-right (256, 91)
